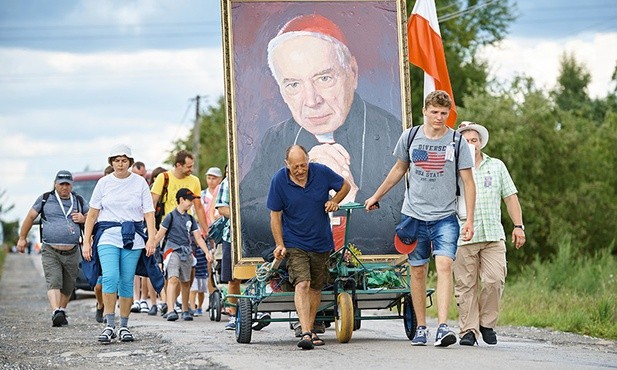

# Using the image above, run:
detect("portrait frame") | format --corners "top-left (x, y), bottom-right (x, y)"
top-left (221, 0), bottom-right (412, 278)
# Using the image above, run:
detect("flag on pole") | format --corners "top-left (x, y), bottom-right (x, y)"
top-left (408, 0), bottom-right (457, 127)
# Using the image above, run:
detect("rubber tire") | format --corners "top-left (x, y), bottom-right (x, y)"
top-left (212, 291), bottom-right (222, 322)
top-left (209, 290), bottom-right (222, 322)
top-left (403, 294), bottom-right (418, 340)
top-left (235, 298), bottom-right (253, 344)
top-left (335, 292), bottom-right (354, 343)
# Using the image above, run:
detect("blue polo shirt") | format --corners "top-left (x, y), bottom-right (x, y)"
top-left (267, 163), bottom-right (344, 253)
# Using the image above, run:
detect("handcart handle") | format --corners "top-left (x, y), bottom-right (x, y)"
top-left (339, 202), bottom-right (368, 211)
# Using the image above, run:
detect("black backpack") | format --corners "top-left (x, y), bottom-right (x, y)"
top-left (406, 125), bottom-right (463, 195)
top-left (39, 191), bottom-right (86, 243)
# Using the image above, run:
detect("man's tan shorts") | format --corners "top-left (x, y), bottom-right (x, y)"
top-left (286, 248), bottom-right (330, 291)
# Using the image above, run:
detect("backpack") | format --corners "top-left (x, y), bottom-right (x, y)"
top-left (406, 125), bottom-right (463, 195)
top-left (39, 191), bottom-right (86, 243)
top-left (207, 216), bottom-right (227, 245)
top-left (154, 172), bottom-right (169, 229)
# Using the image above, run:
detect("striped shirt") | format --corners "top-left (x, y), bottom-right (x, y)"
top-left (460, 154), bottom-right (517, 245)
top-left (215, 178), bottom-right (231, 243)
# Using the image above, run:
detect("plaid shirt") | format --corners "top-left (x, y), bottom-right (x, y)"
top-left (460, 154), bottom-right (517, 245)
top-left (215, 177), bottom-right (231, 243)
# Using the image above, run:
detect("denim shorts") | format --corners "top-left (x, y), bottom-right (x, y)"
top-left (407, 214), bottom-right (460, 266)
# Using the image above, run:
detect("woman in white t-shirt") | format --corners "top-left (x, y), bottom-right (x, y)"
top-left (82, 144), bottom-right (156, 344)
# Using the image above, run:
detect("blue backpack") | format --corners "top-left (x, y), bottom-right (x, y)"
top-left (207, 217), bottom-right (228, 244)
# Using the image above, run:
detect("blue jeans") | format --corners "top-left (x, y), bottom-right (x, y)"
top-left (98, 244), bottom-right (141, 298)
top-left (407, 214), bottom-right (459, 266)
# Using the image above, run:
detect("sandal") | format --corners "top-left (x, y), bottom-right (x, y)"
top-left (98, 326), bottom-right (116, 344)
top-left (311, 332), bottom-right (325, 346)
top-left (297, 332), bottom-right (314, 350)
top-left (118, 327), bottom-right (134, 342)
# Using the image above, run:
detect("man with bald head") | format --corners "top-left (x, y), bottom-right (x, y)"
top-left (241, 14), bottom-right (403, 258)
top-left (269, 145), bottom-right (350, 349)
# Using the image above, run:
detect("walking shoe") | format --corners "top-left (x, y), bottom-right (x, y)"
top-left (52, 309), bottom-right (65, 327)
top-left (194, 308), bottom-right (203, 317)
top-left (139, 300), bottom-right (149, 313)
top-left (98, 326), bottom-right (116, 344)
top-left (130, 301), bottom-right (140, 313)
top-left (480, 326), bottom-right (497, 345)
top-left (148, 305), bottom-right (158, 316)
top-left (166, 311), bottom-right (179, 321)
top-left (293, 322), bottom-right (303, 337)
top-left (252, 312), bottom-right (271, 331)
top-left (160, 303), bottom-right (168, 316)
top-left (182, 311), bottom-right (194, 321)
top-left (459, 331), bottom-right (477, 346)
top-left (312, 321), bottom-right (326, 334)
top-left (174, 301), bottom-right (182, 313)
top-left (411, 326), bottom-right (429, 346)
top-left (61, 313), bottom-right (69, 326)
top-left (225, 316), bottom-right (236, 330)
top-left (95, 305), bottom-right (105, 323)
top-left (434, 324), bottom-right (457, 347)
top-left (118, 327), bottom-right (134, 342)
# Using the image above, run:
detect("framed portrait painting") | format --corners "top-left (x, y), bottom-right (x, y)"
top-left (221, 0), bottom-right (411, 275)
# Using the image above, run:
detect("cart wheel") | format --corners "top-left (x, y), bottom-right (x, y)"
top-left (403, 294), bottom-right (417, 340)
top-left (235, 298), bottom-right (253, 344)
top-left (213, 291), bottom-right (222, 322)
top-left (335, 292), bottom-right (354, 343)
top-left (353, 308), bottom-right (362, 331)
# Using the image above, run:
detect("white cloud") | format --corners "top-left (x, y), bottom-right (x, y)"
top-left (480, 32), bottom-right (617, 98)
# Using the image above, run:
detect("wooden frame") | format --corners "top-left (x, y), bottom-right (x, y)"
top-left (221, 0), bottom-right (411, 276)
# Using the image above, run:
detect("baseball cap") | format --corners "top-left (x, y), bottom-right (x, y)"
top-left (55, 170), bottom-right (73, 185)
top-left (176, 188), bottom-right (197, 202)
top-left (205, 167), bottom-right (223, 177)
top-left (394, 216), bottom-right (419, 254)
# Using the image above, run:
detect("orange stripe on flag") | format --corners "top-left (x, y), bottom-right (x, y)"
top-left (408, 1), bottom-right (457, 128)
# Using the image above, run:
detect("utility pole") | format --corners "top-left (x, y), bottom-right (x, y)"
top-left (192, 95), bottom-right (201, 176)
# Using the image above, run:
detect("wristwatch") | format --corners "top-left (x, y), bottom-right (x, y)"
top-left (514, 224), bottom-right (525, 230)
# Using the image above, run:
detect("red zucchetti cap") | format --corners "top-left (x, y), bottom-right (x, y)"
top-left (277, 14), bottom-right (348, 47)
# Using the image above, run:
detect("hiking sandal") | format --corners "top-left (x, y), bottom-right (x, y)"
top-left (118, 327), bottom-right (134, 342)
top-left (297, 332), bottom-right (314, 350)
top-left (311, 332), bottom-right (325, 346)
top-left (98, 326), bottom-right (116, 344)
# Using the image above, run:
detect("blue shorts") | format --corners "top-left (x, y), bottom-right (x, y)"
top-left (407, 214), bottom-right (459, 266)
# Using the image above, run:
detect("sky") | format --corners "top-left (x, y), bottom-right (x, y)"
top-left (1, 0), bottom-right (616, 225)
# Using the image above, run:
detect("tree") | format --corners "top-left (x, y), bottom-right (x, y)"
top-left (551, 52), bottom-right (592, 116)
top-left (169, 96), bottom-right (228, 187)
top-left (406, 0), bottom-right (517, 125)
top-left (0, 189), bottom-right (18, 247)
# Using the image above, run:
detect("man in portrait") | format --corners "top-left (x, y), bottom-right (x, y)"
top-left (240, 13), bottom-right (404, 257)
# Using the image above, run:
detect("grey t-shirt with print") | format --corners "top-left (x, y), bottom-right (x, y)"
top-left (161, 209), bottom-right (198, 260)
top-left (393, 126), bottom-right (473, 221)
top-left (32, 192), bottom-right (89, 246)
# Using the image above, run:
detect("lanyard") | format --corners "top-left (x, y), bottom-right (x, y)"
top-left (54, 191), bottom-right (76, 234)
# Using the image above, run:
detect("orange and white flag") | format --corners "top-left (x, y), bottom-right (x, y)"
top-left (408, 0), bottom-right (457, 127)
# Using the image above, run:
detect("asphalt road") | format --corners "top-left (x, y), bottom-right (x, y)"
top-left (0, 252), bottom-right (615, 369)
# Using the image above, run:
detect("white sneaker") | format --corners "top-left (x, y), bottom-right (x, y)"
top-left (225, 316), bottom-right (236, 330)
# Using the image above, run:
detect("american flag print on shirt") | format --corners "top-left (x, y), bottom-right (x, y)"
top-left (412, 148), bottom-right (446, 172)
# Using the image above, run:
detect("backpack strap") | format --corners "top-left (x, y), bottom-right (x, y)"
top-left (406, 125), bottom-right (421, 153)
top-left (161, 172), bottom-right (169, 203)
top-left (163, 211), bottom-right (174, 246)
top-left (39, 191), bottom-right (53, 241)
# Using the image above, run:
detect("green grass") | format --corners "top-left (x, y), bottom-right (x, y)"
top-left (0, 245), bottom-right (6, 277)
top-left (426, 238), bottom-right (617, 340)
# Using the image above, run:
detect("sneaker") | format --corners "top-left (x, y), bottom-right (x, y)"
top-left (139, 300), bottom-right (149, 313)
top-left (130, 301), bottom-right (140, 313)
top-left (148, 305), bottom-right (158, 316)
top-left (194, 308), bottom-right (203, 317)
top-left (52, 310), bottom-right (65, 327)
top-left (160, 303), bottom-right (168, 316)
top-left (174, 301), bottom-right (182, 313)
top-left (480, 326), bottom-right (497, 345)
top-left (293, 322), bottom-right (303, 337)
top-left (98, 326), bottom-right (116, 344)
top-left (182, 311), bottom-right (194, 321)
top-left (411, 326), bottom-right (429, 346)
top-left (434, 324), bottom-right (457, 347)
top-left (252, 312), bottom-right (271, 331)
top-left (61, 313), bottom-right (69, 326)
top-left (166, 311), bottom-right (179, 321)
top-left (225, 316), bottom-right (236, 330)
top-left (459, 331), bottom-right (477, 346)
top-left (95, 305), bottom-right (104, 323)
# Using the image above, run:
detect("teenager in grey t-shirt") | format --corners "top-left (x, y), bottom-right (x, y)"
top-left (393, 126), bottom-right (473, 221)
